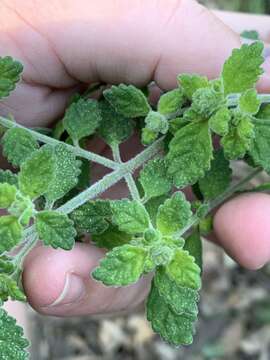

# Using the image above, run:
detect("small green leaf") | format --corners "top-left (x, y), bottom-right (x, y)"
top-left (92, 225), bottom-right (132, 250)
top-left (0, 256), bottom-right (15, 275)
top-left (0, 216), bottom-right (23, 254)
top-left (98, 100), bottom-right (134, 146)
top-left (239, 89), bottom-right (261, 115)
top-left (257, 104), bottom-right (270, 119)
top-left (157, 89), bottom-right (184, 115)
top-left (147, 282), bottom-right (196, 346)
top-left (156, 192), bottom-right (192, 236)
top-left (63, 98), bottom-right (101, 143)
top-left (184, 229), bottom-right (203, 270)
top-left (18, 145), bottom-right (55, 199)
top-left (141, 127), bottom-right (158, 145)
top-left (0, 183), bottom-right (17, 208)
top-left (8, 193), bottom-right (34, 226)
top-left (222, 42), bottom-right (264, 95)
top-left (154, 267), bottom-right (199, 316)
top-left (36, 211), bottom-right (76, 250)
top-left (0, 170), bottom-right (18, 186)
top-left (169, 117), bottom-right (189, 135)
top-left (103, 84), bottom-right (150, 118)
top-left (241, 30), bottom-right (260, 40)
top-left (45, 144), bottom-right (81, 202)
top-left (0, 274), bottom-right (26, 302)
top-left (1, 128), bottom-right (39, 167)
top-left (71, 200), bottom-right (112, 235)
top-left (92, 244), bottom-right (147, 286)
top-left (145, 111), bottom-right (168, 134)
top-left (178, 74), bottom-right (209, 100)
top-left (111, 200), bottom-right (150, 234)
top-left (139, 159), bottom-right (172, 199)
top-left (0, 308), bottom-right (30, 359)
top-left (0, 56), bottom-right (23, 98)
top-left (249, 119), bottom-right (270, 173)
top-left (145, 195), bottom-right (169, 227)
top-left (167, 121), bottom-right (213, 188)
top-left (166, 249), bottom-right (201, 290)
top-left (209, 107), bottom-right (231, 136)
top-left (190, 87), bottom-right (226, 118)
top-left (198, 149), bottom-right (232, 200)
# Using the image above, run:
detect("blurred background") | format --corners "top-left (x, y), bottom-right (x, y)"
top-left (30, 1), bottom-right (270, 359)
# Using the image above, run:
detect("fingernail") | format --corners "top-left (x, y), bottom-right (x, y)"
top-left (46, 273), bottom-right (86, 307)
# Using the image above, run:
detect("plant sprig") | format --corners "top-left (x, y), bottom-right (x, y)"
top-left (0, 41), bottom-right (270, 358)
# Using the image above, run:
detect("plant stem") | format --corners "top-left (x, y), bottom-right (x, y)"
top-left (13, 233), bottom-right (39, 268)
top-left (0, 116), bottom-right (118, 170)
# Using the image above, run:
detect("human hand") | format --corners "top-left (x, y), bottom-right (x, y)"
top-left (1, 0), bottom-right (270, 317)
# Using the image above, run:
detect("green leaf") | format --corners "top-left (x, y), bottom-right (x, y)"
top-left (0, 183), bottom-right (17, 208)
top-left (221, 113), bottom-right (254, 160)
top-left (0, 308), bottom-right (30, 360)
top-left (45, 144), bottom-right (81, 202)
top-left (103, 84), bottom-right (150, 118)
top-left (184, 229), bottom-right (203, 270)
top-left (139, 159), bottom-right (172, 199)
top-left (190, 87), bottom-right (226, 118)
top-left (145, 195), bottom-right (169, 227)
top-left (145, 111), bottom-right (168, 134)
top-left (36, 211), bottom-right (76, 250)
top-left (169, 117), bottom-right (189, 135)
top-left (98, 100), bottom-right (134, 146)
top-left (0, 274), bottom-right (26, 302)
top-left (1, 128), bottom-right (39, 167)
top-left (8, 193), bottom-right (34, 226)
top-left (249, 119), bottom-right (270, 173)
top-left (154, 267), bottom-right (199, 316)
top-left (141, 127), bottom-right (158, 145)
top-left (209, 107), bottom-right (231, 136)
top-left (167, 121), bottom-right (213, 188)
top-left (239, 89), bottom-right (261, 115)
top-left (156, 192), bottom-right (192, 236)
top-left (241, 30), bottom-right (260, 40)
top-left (92, 244), bottom-right (147, 286)
top-left (198, 149), bottom-right (232, 200)
top-left (0, 56), bottom-right (23, 98)
top-left (111, 200), bottom-right (150, 234)
top-left (157, 89), bottom-right (184, 115)
top-left (18, 145), bottom-right (55, 199)
top-left (63, 98), bottom-right (101, 143)
top-left (222, 42), bottom-right (264, 95)
top-left (0, 256), bottom-right (15, 275)
top-left (147, 282), bottom-right (196, 346)
top-left (92, 225), bottom-right (132, 250)
top-left (0, 170), bottom-right (18, 186)
top-left (71, 200), bottom-right (112, 235)
top-left (257, 104), bottom-right (270, 119)
top-left (178, 74), bottom-right (209, 100)
top-left (166, 249), bottom-right (201, 290)
top-left (0, 216), bottom-right (23, 254)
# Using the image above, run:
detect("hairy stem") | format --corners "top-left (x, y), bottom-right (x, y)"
top-left (13, 233), bottom-right (39, 268)
top-left (0, 116), bottom-right (118, 170)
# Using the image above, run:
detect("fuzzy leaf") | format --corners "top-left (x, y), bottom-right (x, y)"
top-left (156, 192), bottom-right (192, 236)
top-left (8, 193), bottom-right (34, 226)
top-left (0, 56), bottom-right (23, 98)
top-left (45, 144), bottom-right (81, 202)
top-left (178, 74), bottom-right (209, 100)
top-left (239, 89), bottom-right (261, 115)
top-left (141, 127), bottom-right (158, 145)
top-left (209, 107), bottom-right (231, 136)
top-left (154, 267), bottom-right (199, 316)
top-left (1, 128), bottom-right (39, 167)
top-left (167, 121), bottom-right (213, 188)
top-left (147, 282), bottom-right (196, 346)
top-left (198, 149), bottom-right (232, 200)
top-left (36, 211), bottom-right (76, 250)
top-left (0, 256), bottom-right (15, 275)
top-left (139, 159), bottom-right (172, 199)
top-left (0, 170), bottom-right (18, 186)
top-left (257, 104), bottom-right (270, 119)
top-left (222, 42), bottom-right (264, 95)
top-left (184, 229), bottom-right (203, 270)
top-left (0, 308), bottom-right (30, 360)
top-left (18, 145), bottom-right (55, 199)
top-left (92, 244), bottom-right (147, 286)
top-left (98, 100), bottom-right (134, 146)
top-left (190, 87), bottom-right (226, 118)
top-left (0, 183), bottom-right (17, 208)
top-left (145, 195), bottom-right (169, 227)
top-left (111, 200), bottom-right (150, 234)
top-left (249, 119), bottom-right (270, 173)
top-left (157, 89), bottom-right (184, 115)
top-left (63, 98), bottom-right (101, 143)
top-left (0, 274), bottom-right (26, 302)
top-left (92, 225), bottom-right (132, 250)
top-left (103, 84), bottom-right (150, 118)
top-left (166, 249), bottom-right (201, 290)
top-left (0, 216), bottom-right (22, 254)
top-left (145, 111), bottom-right (168, 134)
top-left (71, 200), bottom-right (112, 235)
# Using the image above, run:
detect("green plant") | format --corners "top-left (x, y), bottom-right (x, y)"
top-left (0, 41), bottom-right (270, 358)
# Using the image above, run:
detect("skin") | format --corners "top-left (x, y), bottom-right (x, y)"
top-left (0, 0), bottom-right (270, 317)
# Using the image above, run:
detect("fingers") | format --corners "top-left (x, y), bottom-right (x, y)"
top-left (214, 193), bottom-right (270, 270)
top-left (22, 243), bottom-right (151, 317)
